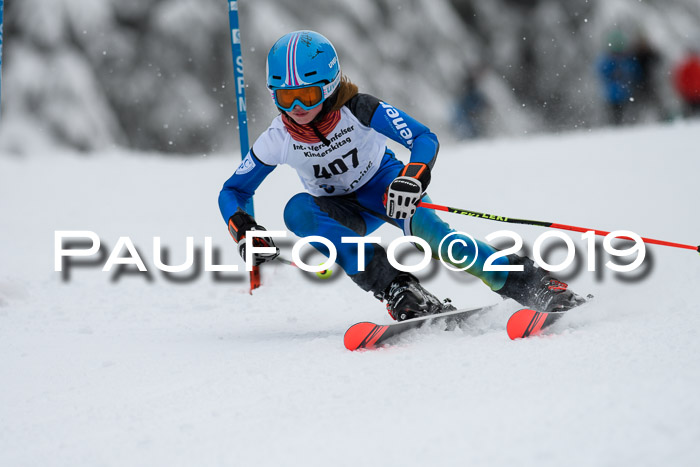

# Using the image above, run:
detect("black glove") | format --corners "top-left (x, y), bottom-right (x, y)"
top-left (228, 210), bottom-right (280, 266)
top-left (385, 163), bottom-right (431, 219)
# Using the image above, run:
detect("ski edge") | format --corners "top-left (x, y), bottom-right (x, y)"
top-left (344, 304), bottom-right (496, 351)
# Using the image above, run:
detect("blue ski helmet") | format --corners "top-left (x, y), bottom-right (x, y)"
top-left (266, 30), bottom-right (341, 111)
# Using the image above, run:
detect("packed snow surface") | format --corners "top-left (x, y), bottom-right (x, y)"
top-left (1, 122), bottom-right (699, 466)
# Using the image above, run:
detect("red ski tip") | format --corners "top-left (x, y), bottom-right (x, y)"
top-left (507, 308), bottom-right (548, 340)
top-left (344, 322), bottom-right (388, 351)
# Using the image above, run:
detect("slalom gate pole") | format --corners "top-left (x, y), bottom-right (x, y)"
top-left (226, 1), bottom-right (260, 292)
top-left (417, 201), bottom-right (700, 255)
top-left (1, 0), bottom-right (4, 118)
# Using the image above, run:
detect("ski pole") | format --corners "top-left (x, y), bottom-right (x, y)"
top-left (277, 256), bottom-right (334, 279)
top-left (417, 201), bottom-right (700, 254)
top-left (276, 256), bottom-right (297, 267)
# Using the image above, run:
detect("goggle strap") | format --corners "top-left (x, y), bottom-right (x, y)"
top-left (322, 73), bottom-right (341, 99)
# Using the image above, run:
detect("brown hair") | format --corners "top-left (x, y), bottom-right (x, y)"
top-left (330, 75), bottom-right (359, 111)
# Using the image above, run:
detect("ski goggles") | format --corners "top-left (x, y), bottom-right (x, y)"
top-left (273, 85), bottom-right (324, 111)
top-left (270, 74), bottom-right (341, 112)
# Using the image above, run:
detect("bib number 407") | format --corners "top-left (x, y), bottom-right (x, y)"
top-left (313, 148), bottom-right (359, 179)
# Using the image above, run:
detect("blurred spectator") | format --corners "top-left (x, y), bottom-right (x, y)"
top-left (630, 37), bottom-right (664, 116)
top-left (598, 30), bottom-right (638, 125)
top-left (453, 70), bottom-right (488, 139)
top-left (674, 51), bottom-right (700, 116)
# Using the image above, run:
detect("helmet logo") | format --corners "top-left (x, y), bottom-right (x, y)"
top-left (299, 32), bottom-right (313, 47)
top-left (328, 56), bottom-right (337, 68)
top-left (284, 32), bottom-right (310, 87)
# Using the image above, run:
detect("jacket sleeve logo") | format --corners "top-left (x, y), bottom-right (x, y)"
top-left (235, 153), bottom-right (256, 175)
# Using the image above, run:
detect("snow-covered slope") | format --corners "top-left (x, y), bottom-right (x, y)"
top-left (1, 122), bottom-right (699, 466)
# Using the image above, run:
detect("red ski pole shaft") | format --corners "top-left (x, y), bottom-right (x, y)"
top-left (417, 202), bottom-right (700, 254)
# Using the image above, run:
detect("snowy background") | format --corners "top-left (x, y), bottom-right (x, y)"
top-left (2, 0), bottom-right (700, 466)
top-left (1, 0), bottom-right (700, 154)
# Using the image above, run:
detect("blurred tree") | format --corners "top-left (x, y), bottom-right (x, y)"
top-left (0, 0), bottom-right (699, 154)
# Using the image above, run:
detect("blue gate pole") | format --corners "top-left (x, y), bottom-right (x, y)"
top-left (1, 0), bottom-right (5, 118)
top-left (227, 0), bottom-right (251, 214)
top-left (227, 1), bottom-right (261, 292)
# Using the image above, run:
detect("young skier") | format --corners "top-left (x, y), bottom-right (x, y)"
top-left (219, 30), bottom-right (586, 321)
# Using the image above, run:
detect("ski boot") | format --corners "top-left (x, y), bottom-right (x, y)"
top-left (496, 254), bottom-right (588, 313)
top-left (379, 273), bottom-right (455, 321)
